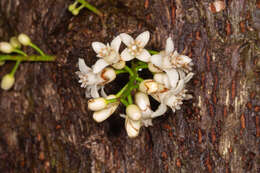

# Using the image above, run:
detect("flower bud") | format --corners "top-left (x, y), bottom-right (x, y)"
top-left (0, 42), bottom-right (13, 53)
top-left (125, 117), bottom-right (141, 138)
top-left (1, 74), bottom-right (15, 90)
top-left (112, 60), bottom-right (125, 69)
top-left (101, 67), bottom-right (116, 83)
top-left (72, 9), bottom-right (79, 15)
top-left (18, 34), bottom-right (31, 46)
top-left (139, 79), bottom-right (158, 94)
top-left (92, 95), bottom-right (118, 123)
top-left (148, 62), bottom-right (162, 73)
top-left (9, 37), bottom-right (21, 49)
top-left (153, 73), bottom-right (170, 88)
top-left (88, 97), bottom-right (107, 111)
top-left (126, 104), bottom-right (142, 121)
top-left (0, 61), bottom-right (5, 66)
top-left (134, 92), bottom-right (150, 111)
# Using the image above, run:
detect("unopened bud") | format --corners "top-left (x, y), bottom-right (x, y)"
top-left (18, 34), bottom-right (31, 46)
top-left (112, 60), bottom-right (125, 69)
top-left (101, 67), bottom-right (116, 83)
top-left (154, 73), bottom-right (170, 88)
top-left (1, 74), bottom-right (15, 90)
top-left (0, 61), bottom-right (5, 66)
top-left (125, 117), bottom-right (141, 138)
top-left (72, 9), bottom-right (79, 15)
top-left (10, 37), bottom-right (21, 49)
top-left (126, 104), bottom-right (142, 121)
top-left (139, 79), bottom-right (158, 94)
top-left (0, 42), bottom-right (13, 53)
top-left (88, 97), bottom-right (107, 111)
top-left (135, 92), bottom-right (150, 111)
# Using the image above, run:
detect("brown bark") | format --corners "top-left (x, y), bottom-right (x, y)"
top-left (0, 0), bottom-right (259, 172)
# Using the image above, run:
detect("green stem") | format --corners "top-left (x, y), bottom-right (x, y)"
top-left (106, 98), bottom-right (118, 104)
top-left (13, 49), bottom-right (27, 56)
top-left (120, 98), bottom-right (129, 107)
top-left (0, 55), bottom-right (55, 61)
top-left (115, 69), bottom-right (127, 75)
top-left (124, 65), bottom-right (134, 76)
top-left (127, 94), bottom-right (133, 104)
top-left (135, 64), bottom-right (148, 71)
top-left (29, 43), bottom-right (45, 56)
top-left (136, 77), bottom-right (143, 82)
top-left (115, 83), bottom-right (129, 98)
top-left (10, 60), bottom-right (21, 76)
top-left (77, 0), bottom-right (103, 17)
top-left (148, 50), bottom-right (159, 55)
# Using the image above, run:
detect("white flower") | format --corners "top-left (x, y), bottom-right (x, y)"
top-left (93, 95), bottom-right (119, 122)
top-left (92, 35), bottom-right (125, 70)
top-left (150, 37), bottom-right (193, 73)
top-left (120, 31), bottom-right (151, 62)
top-left (76, 58), bottom-right (116, 98)
top-left (150, 71), bottom-right (193, 117)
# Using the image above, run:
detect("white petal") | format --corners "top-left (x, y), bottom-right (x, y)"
top-left (179, 55), bottom-right (192, 64)
top-left (150, 54), bottom-right (163, 67)
top-left (92, 42), bottom-right (106, 54)
top-left (92, 59), bottom-right (109, 73)
top-left (85, 87), bottom-right (92, 98)
top-left (120, 33), bottom-right (134, 46)
top-left (172, 79), bottom-right (184, 94)
top-left (165, 69), bottom-right (179, 88)
top-left (91, 85), bottom-right (100, 98)
top-left (184, 72), bottom-right (194, 83)
top-left (78, 58), bottom-right (91, 74)
top-left (101, 86), bottom-right (107, 97)
top-left (111, 35), bottom-right (121, 52)
top-left (151, 104), bottom-right (167, 118)
top-left (136, 49), bottom-right (151, 62)
top-left (121, 48), bottom-right (135, 61)
top-left (136, 31), bottom-right (150, 47)
top-left (165, 37), bottom-right (174, 54)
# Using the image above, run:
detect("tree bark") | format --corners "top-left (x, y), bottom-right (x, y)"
top-left (0, 0), bottom-right (259, 172)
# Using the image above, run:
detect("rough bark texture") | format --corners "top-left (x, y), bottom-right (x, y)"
top-left (0, 0), bottom-right (259, 172)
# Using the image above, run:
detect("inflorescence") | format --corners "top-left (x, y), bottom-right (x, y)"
top-left (0, 33), bottom-right (55, 90)
top-left (76, 31), bottom-right (194, 138)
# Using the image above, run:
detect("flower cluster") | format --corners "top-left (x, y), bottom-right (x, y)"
top-left (76, 31), bottom-right (194, 138)
top-left (0, 33), bottom-right (55, 90)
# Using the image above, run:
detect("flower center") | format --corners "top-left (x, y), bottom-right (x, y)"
top-left (128, 41), bottom-right (143, 56)
top-left (99, 47), bottom-right (119, 64)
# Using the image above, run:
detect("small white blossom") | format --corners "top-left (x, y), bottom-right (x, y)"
top-left (150, 37), bottom-right (193, 73)
top-left (120, 31), bottom-right (151, 62)
top-left (92, 35), bottom-right (124, 70)
top-left (76, 58), bottom-right (116, 98)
